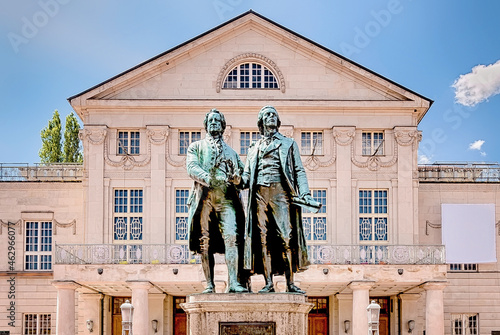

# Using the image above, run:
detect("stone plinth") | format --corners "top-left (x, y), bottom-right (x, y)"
top-left (181, 293), bottom-right (313, 335)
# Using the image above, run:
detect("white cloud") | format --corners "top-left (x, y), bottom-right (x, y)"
top-left (452, 60), bottom-right (500, 106)
top-left (469, 140), bottom-right (485, 151)
top-left (418, 154), bottom-right (432, 164)
top-left (481, 151), bottom-right (487, 157)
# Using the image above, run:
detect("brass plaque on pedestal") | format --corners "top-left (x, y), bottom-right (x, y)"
top-left (219, 322), bottom-right (276, 335)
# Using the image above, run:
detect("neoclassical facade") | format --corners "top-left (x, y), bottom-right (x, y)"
top-left (1, 10), bottom-right (499, 335)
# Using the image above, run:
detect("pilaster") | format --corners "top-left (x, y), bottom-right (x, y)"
top-left (52, 280), bottom-right (80, 335)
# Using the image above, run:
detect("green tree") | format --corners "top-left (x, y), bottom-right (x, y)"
top-left (63, 112), bottom-right (83, 163)
top-left (39, 110), bottom-right (63, 163)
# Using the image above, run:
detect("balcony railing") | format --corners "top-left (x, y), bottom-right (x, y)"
top-left (0, 163), bottom-right (83, 181)
top-left (418, 162), bottom-right (500, 182)
top-left (55, 244), bottom-right (445, 265)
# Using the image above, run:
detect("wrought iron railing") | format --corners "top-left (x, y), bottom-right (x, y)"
top-left (0, 163), bottom-right (83, 181)
top-left (418, 162), bottom-right (500, 182)
top-left (55, 244), bottom-right (445, 265)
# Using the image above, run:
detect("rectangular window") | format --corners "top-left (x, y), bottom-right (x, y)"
top-left (449, 264), bottom-right (478, 272)
top-left (359, 189), bottom-right (388, 242)
top-left (118, 131), bottom-right (140, 155)
top-left (175, 189), bottom-right (190, 241)
top-left (451, 313), bottom-right (478, 335)
top-left (240, 131), bottom-right (261, 155)
top-left (302, 189), bottom-right (327, 242)
top-left (24, 313), bottom-right (51, 335)
top-left (301, 132), bottom-right (323, 155)
top-left (113, 189), bottom-right (143, 242)
top-left (25, 221), bottom-right (52, 271)
top-left (179, 131), bottom-right (201, 155)
top-left (362, 131), bottom-right (384, 155)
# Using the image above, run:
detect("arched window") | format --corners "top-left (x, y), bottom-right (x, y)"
top-left (223, 62), bottom-right (279, 89)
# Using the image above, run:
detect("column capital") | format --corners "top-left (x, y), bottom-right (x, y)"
top-left (399, 293), bottom-right (421, 301)
top-left (81, 293), bottom-right (104, 301)
top-left (335, 293), bottom-right (353, 301)
top-left (422, 281), bottom-right (448, 291)
top-left (349, 281), bottom-right (375, 291)
top-left (126, 280), bottom-right (153, 290)
top-left (52, 280), bottom-right (81, 290)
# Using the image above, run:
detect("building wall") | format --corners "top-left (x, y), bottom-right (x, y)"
top-left (0, 182), bottom-right (83, 334)
top-left (419, 183), bottom-right (500, 334)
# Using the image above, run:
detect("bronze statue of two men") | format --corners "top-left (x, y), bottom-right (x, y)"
top-left (186, 106), bottom-right (320, 294)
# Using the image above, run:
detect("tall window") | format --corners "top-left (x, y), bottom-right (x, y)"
top-left (179, 131), bottom-right (201, 155)
top-left (223, 63), bottom-right (279, 89)
top-left (451, 314), bottom-right (478, 335)
top-left (113, 189), bottom-right (143, 242)
top-left (362, 131), bottom-right (384, 155)
top-left (175, 189), bottom-right (190, 241)
top-left (359, 190), bottom-right (388, 242)
top-left (302, 189), bottom-right (327, 242)
top-left (25, 221), bottom-right (52, 271)
top-left (118, 131), bottom-right (140, 155)
top-left (24, 313), bottom-right (51, 334)
top-left (240, 131), bottom-right (261, 154)
top-left (301, 132), bottom-right (323, 155)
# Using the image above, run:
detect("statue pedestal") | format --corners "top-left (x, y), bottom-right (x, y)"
top-left (181, 293), bottom-right (313, 335)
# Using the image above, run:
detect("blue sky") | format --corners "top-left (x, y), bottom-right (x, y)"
top-left (1, 0), bottom-right (500, 164)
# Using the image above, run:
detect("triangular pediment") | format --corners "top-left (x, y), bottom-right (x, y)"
top-left (69, 10), bottom-right (431, 120)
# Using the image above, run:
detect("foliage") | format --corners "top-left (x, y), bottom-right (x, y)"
top-left (39, 110), bottom-right (63, 163)
top-left (63, 112), bottom-right (83, 163)
top-left (39, 110), bottom-right (82, 163)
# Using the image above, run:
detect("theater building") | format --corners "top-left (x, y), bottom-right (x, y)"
top-left (1, 10), bottom-right (499, 335)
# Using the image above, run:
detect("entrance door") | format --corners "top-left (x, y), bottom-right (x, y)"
top-left (174, 297), bottom-right (187, 335)
top-left (371, 297), bottom-right (390, 335)
top-left (112, 297), bottom-right (130, 335)
top-left (308, 297), bottom-right (328, 335)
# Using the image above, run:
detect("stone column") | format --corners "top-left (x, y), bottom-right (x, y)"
top-left (82, 293), bottom-right (103, 334)
top-left (423, 282), bottom-right (447, 335)
top-left (399, 293), bottom-right (420, 334)
top-left (128, 281), bottom-right (152, 335)
top-left (349, 281), bottom-right (373, 335)
top-left (52, 281), bottom-right (80, 335)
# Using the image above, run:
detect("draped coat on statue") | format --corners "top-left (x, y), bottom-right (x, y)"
top-left (242, 132), bottom-right (311, 275)
top-left (186, 136), bottom-right (246, 255)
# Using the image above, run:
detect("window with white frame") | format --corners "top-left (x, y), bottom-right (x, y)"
top-left (223, 62), bottom-right (279, 89)
top-left (301, 131), bottom-right (323, 155)
top-left (113, 189), bottom-right (143, 242)
top-left (25, 221), bottom-right (52, 271)
top-left (359, 189), bottom-right (388, 242)
top-left (451, 313), bottom-right (478, 335)
top-left (24, 313), bottom-right (51, 334)
top-left (240, 131), bottom-right (261, 155)
top-left (302, 189), bottom-right (327, 242)
top-left (175, 189), bottom-right (190, 241)
top-left (118, 131), bottom-right (140, 155)
top-left (179, 131), bottom-right (201, 155)
top-left (362, 131), bottom-right (384, 155)
top-left (449, 263), bottom-right (478, 272)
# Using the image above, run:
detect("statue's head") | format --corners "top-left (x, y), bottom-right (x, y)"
top-left (203, 108), bottom-right (226, 134)
top-left (257, 105), bottom-right (281, 135)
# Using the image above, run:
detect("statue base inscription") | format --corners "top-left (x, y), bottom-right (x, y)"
top-left (181, 293), bottom-right (313, 335)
